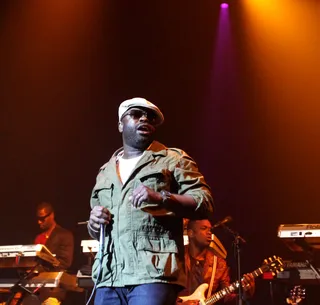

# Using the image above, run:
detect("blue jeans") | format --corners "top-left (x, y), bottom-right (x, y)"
top-left (94, 283), bottom-right (180, 305)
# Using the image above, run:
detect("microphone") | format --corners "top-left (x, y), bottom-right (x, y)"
top-left (99, 223), bottom-right (106, 259)
top-left (212, 216), bottom-right (232, 230)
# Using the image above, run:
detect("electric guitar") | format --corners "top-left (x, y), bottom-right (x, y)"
top-left (179, 255), bottom-right (284, 305)
top-left (286, 285), bottom-right (306, 304)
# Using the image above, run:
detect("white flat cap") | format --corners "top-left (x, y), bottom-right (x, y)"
top-left (118, 97), bottom-right (164, 126)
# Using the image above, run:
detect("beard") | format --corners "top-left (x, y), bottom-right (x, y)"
top-left (122, 126), bottom-right (155, 150)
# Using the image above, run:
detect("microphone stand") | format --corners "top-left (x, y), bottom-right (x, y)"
top-left (298, 237), bottom-right (320, 283)
top-left (221, 224), bottom-right (246, 305)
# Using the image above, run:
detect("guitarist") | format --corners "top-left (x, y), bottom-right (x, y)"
top-left (177, 219), bottom-right (255, 304)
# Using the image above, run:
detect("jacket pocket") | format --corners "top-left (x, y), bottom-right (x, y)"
top-left (135, 169), bottom-right (172, 192)
top-left (136, 236), bottom-right (179, 279)
top-left (93, 179), bottom-right (114, 209)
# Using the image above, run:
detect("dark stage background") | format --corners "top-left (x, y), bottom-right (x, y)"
top-left (1, 1), bottom-right (320, 304)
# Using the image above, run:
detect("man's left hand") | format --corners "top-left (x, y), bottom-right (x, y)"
top-left (242, 273), bottom-right (255, 297)
top-left (130, 184), bottom-right (162, 208)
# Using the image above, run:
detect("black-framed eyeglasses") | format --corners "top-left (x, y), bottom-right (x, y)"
top-left (124, 108), bottom-right (157, 124)
top-left (37, 212), bottom-right (52, 222)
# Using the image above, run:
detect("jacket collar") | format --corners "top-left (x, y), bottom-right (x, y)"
top-left (112, 140), bottom-right (167, 160)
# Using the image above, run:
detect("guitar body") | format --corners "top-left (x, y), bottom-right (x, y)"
top-left (179, 283), bottom-right (209, 305)
top-left (178, 256), bottom-right (283, 305)
top-left (286, 285), bottom-right (305, 304)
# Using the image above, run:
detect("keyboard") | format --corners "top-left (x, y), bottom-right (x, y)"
top-left (278, 224), bottom-right (320, 251)
top-left (0, 272), bottom-right (83, 292)
top-left (0, 244), bottom-right (60, 268)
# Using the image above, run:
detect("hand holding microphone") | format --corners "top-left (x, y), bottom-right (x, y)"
top-left (89, 205), bottom-right (112, 232)
top-left (89, 206), bottom-right (111, 258)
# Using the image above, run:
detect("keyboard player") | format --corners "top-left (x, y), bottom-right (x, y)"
top-left (31, 201), bottom-right (74, 305)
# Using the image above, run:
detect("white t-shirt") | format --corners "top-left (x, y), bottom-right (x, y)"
top-left (118, 153), bottom-right (144, 184)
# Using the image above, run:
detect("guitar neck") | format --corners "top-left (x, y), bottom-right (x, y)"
top-left (204, 267), bottom-right (265, 305)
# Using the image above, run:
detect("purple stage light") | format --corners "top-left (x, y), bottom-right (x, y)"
top-left (220, 3), bottom-right (229, 9)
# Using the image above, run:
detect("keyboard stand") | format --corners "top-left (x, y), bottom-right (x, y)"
top-left (305, 259), bottom-right (320, 283)
top-left (5, 263), bottom-right (41, 305)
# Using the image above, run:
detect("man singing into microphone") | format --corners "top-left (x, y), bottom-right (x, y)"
top-left (177, 219), bottom-right (255, 305)
top-left (87, 97), bottom-right (214, 305)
